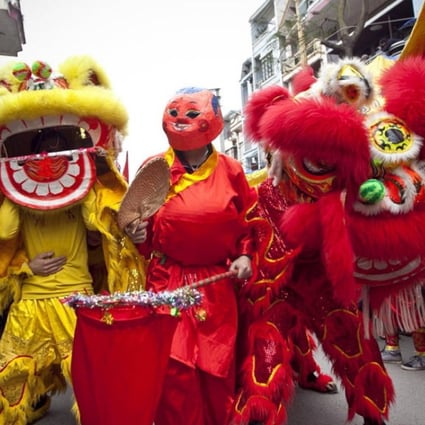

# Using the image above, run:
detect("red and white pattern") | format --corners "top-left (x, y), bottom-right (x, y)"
top-left (0, 149), bottom-right (96, 210)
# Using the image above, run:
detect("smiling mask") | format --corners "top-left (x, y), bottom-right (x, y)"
top-left (162, 87), bottom-right (223, 151)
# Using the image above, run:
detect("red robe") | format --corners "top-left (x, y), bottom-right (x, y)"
top-left (138, 146), bottom-right (256, 424)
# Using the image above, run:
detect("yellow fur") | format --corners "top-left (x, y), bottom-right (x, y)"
top-left (0, 56), bottom-right (128, 134)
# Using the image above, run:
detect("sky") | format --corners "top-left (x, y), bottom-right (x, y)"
top-left (3, 0), bottom-right (264, 179)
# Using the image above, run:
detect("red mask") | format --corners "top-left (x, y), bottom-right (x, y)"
top-left (162, 88), bottom-right (223, 151)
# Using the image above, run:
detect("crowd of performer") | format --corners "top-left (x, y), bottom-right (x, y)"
top-left (0, 23), bottom-right (425, 425)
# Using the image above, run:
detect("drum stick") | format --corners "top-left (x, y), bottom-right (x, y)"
top-left (188, 270), bottom-right (237, 289)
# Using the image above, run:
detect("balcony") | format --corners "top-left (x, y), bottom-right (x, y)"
top-left (0, 0), bottom-right (25, 56)
top-left (280, 37), bottom-right (324, 79)
top-left (302, 0), bottom-right (333, 19)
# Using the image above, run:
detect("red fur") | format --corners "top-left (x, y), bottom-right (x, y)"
top-left (259, 96), bottom-right (371, 194)
top-left (347, 209), bottom-right (425, 259)
top-left (350, 363), bottom-right (395, 421)
top-left (380, 56), bottom-right (425, 149)
top-left (244, 86), bottom-right (290, 143)
top-left (319, 192), bottom-right (357, 306)
top-left (240, 355), bottom-right (294, 402)
top-left (280, 193), bottom-right (357, 306)
top-left (291, 65), bottom-right (316, 95)
top-left (288, 324), bottom-right (337, 393)
top-left (245, 195), bottom-right (296, 301)
top-left (298, 372), bottom-right (336, 393)
top-left (347, 208), bottom-right (425, 308)
top-left (233, 320), bottom-right (294, 424)
top-left (232, 394), bottom-right (288, 425)
top-left (280, 203), bottom-right (321, 252)
top-left (319, 308), bottom-right (394, 417)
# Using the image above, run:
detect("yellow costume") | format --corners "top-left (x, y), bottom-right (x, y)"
top-left (0, 56), bottom-right (146, 424)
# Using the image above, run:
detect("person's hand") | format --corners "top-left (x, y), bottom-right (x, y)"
top-left (125, 219), bottom-right (148, 244)
top-left (268, 150), bottom-right (283, 187)
top-left (29, 252), bottom-right (67, 276)
top-left (229, 255), bottom-right (252, 279)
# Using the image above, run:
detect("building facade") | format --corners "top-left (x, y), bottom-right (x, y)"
top-left (0, 0), bottom-right (25, 57)
top-left (229, 0), bottom-right (420, 174)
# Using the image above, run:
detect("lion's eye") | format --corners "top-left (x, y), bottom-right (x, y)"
top-left (303, 158), bottom-right (335, 175)
top-left (186, 110), bottom-right (200, 119)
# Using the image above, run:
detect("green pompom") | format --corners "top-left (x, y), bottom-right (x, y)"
top-left (12, 62), bottom-right (31, 81)
top-left (359, 179), bottom-right (385, 204)
top-left (32, 60), bottom-right (52, 80)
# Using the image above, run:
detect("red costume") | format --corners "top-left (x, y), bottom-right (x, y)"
top-left (136, 88), bottom-right (257, 425)
top-left (347, 56), bottom-right (425, 367)
top-left (233, 59), bottom-right (395, 425)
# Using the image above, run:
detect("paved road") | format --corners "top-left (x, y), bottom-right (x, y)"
top-left (39, 335), bottom-right (424, 424)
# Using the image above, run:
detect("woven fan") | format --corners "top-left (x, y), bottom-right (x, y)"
top-left (117, 157), bottom-right (170, 230)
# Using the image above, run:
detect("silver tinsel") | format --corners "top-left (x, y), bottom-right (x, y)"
top-left (63, 286), bottom-right (203, 311)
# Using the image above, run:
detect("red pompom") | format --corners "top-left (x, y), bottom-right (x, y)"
top-left (291, 65), bottom-right (316, 95)
top-left (259, 96), bottom-right (371, 193)
top-left (244, 86), bottom-right (290, 143)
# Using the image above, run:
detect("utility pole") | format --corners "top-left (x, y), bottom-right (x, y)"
top-left (294, 0), bottom-right (308, 66)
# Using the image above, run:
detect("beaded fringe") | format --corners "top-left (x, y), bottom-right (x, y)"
top-left (371, 283), bottom-right (425, 337)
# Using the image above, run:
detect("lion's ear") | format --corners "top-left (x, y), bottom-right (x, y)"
top-left (59, 55), bottom-right (111, 90)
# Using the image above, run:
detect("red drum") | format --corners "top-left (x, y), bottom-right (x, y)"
top-left (71, 305), bottom-right (178, 425)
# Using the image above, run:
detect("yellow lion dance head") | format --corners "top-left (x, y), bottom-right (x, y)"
top-left (0, 55), bottom-right (128, 210)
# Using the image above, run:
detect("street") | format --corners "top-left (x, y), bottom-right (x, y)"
top-left (39, 335), bottom-right (424, 424)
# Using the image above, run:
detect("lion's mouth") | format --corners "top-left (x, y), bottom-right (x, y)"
top-left (0, 150), bottom-right (96, 210)
top-left (0, 114), bottom-right (105, 210)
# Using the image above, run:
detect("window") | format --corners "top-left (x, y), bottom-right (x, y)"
top-left (260, 51), bottom-right (274, 82)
